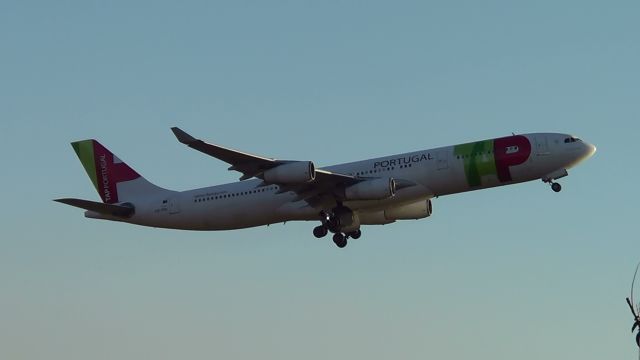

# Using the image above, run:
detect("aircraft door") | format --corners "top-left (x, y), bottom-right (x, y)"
top-left (168, 197), bottom-right (181, 214)
top-left (535, 136), bottom-right (550, 156)
top-left (437, 151), bottom-right (448, 170)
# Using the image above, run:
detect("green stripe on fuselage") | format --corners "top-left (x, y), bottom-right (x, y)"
top-left (454, 140), bottom-right (497, 187)
top-left (71, 140), bottom-right (99, 192)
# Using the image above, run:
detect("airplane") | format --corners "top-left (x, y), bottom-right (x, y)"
top-left (55, 128), bottom-right (596, 248)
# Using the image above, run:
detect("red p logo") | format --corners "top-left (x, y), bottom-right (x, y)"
top-left (493, 135), bottom-right (531, 182)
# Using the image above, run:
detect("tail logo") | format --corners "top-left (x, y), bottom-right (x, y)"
top-left (93, 142), bottom-right (140, 203)
top-left (72, 140), bottom-right (141, 204)
top-left (99, 154), bottom-right (112, 202)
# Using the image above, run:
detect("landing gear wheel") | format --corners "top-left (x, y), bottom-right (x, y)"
top-left (349, 229), bottom-right (361, 240)
top-left (333, 233), bottom-right (347, 248)
top-left (551, 182), bottom-right (562, 193)
top-left (313, 225), bottom-right (328, 238)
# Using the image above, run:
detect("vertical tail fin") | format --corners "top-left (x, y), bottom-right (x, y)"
top-left (71, 139), bottom-right (168, 203)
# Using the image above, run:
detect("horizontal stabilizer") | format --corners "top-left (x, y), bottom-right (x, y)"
top-left (54, 198), bottom-right (135, 217)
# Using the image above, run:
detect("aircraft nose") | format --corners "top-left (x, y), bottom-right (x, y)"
top-left (583, 142), bottom-right (597, 159)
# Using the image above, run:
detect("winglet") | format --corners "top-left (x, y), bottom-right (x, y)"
top-left (171, 127), bottom-right (197, 144)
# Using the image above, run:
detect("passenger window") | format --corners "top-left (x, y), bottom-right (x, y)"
top-left (506, 145), bottom-right (519, 154)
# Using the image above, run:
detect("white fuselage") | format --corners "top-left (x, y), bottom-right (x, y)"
top-left (88, 133), bottom-right (595, 230)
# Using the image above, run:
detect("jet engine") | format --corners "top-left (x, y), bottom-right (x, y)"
top-left (263, 161), bottom-right (315, 184)
top-left (385, 199), bottom-right (432, 220)
top-left (358, 199), bottom-right (433, 224)
top-left (345, 178), bottom-right (396, 200)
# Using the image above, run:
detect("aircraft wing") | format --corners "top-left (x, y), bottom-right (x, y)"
top-left (172, 127), bottom-right (280, 181)
top-left (171, 127), bottom-right (416, 205)
top-left (172, 126), bottom-right (361, 182)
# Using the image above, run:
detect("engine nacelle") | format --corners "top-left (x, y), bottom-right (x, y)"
top-left (263, 161), bottom-right (315, 184)
top-left (358, 211), bottom-right (395, 225)
top-left (384, 199), bottom-right (432, 220)
top-left (345, 178), bottom-right (396, 200)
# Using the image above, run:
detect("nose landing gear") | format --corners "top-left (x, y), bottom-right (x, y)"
top-left (542, 178), bottom-right (562, 192)
top-left (542, 169), bottom-right (568, 193)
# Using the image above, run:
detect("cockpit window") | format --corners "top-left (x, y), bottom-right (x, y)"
top-left (564, 137), bottom-right (581, 143)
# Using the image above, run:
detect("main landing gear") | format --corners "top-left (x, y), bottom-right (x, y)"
top-left (312, 209), bottom-right (362, 248)
top-left (313, 225), bottom-right (328, 238)
top-left (333, 233), bottom-right (347, 248)
top-left (313, 225), bottom-right (361, 248)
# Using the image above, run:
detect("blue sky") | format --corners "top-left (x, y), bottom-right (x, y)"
top-left (1, 1), bottom-right (638, 359)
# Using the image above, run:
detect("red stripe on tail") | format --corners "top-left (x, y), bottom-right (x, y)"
top-left (91, 141), bottom-right (140, 203)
